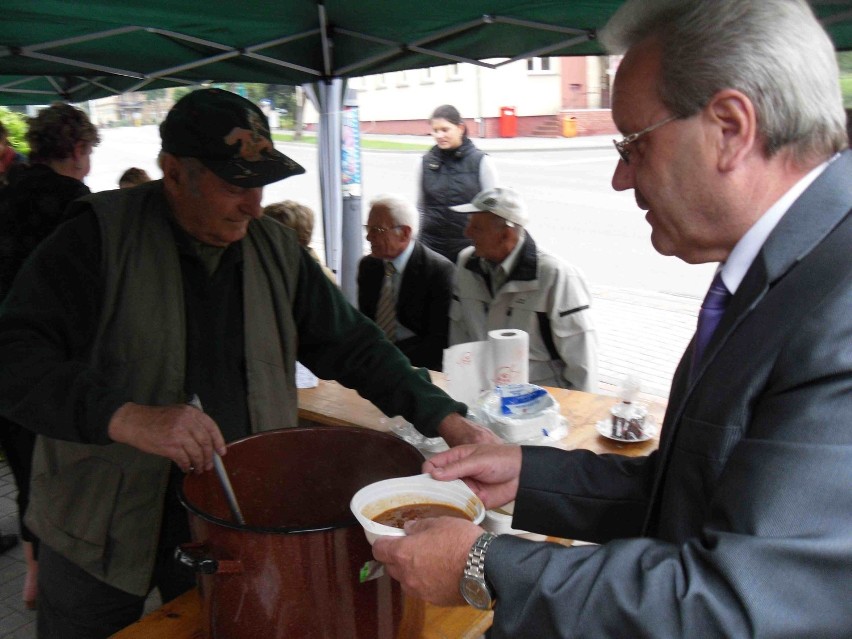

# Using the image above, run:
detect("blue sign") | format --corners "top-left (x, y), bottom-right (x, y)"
top-left (341, 105), bottom-right (361, 187)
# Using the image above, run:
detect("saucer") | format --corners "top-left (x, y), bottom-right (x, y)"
top-left (595, 418), bottom-right (657, 443)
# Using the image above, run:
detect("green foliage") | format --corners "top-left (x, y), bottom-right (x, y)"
top-left (171, 86), bottom-right (194, 103)
top-left (145, 89), bottom-right (168, 102)
top-left (838, 52), bottom-right (852, 108)
top-left (0, 107), bottom-right (29, 156)
top-left (163, 83), bottom-right (296, 115)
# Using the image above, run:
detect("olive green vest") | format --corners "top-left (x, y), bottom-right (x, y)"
top-left (26, 180), bottom-right (300, 595)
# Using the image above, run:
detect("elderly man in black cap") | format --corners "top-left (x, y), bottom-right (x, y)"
top-left (0, 88), bottom-right (494, 638)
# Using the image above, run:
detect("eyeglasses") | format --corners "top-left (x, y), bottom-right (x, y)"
top-left (364, 224), bottom-right (402, 235)
top-left (613, 114), bottom-right (681, 164)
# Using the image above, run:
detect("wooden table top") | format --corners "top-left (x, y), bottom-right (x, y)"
top-left (298, 376), bottom-right (664, 458)
top-left (112, 377), bottom-right (663, 638)
top-left (110, 589), bottom-right (492, 639)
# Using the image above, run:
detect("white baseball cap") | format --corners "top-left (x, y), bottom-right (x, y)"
top-left (450, 187), bottom-right (529, 227)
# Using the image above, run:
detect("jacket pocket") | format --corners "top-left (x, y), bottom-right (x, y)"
top-left (449, 297), bottom-right (464, 322)
top-left (549, 304), bottom-right (593, 338)
top-left (45, 456), bottom-right (123, 554)
top-left (673, 415), bottom-right (741, 462)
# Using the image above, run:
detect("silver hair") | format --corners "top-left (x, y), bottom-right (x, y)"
top-left (369, 193), bottom-right (418, 235)
top-left (600, 0), bottom-right (847, 162)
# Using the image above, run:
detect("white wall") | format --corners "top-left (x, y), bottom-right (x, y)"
top-left (303, 59), bottom-right (563, 125)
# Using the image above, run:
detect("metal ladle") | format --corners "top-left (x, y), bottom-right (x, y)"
top-left (187, 395), bottom-right (246, 525)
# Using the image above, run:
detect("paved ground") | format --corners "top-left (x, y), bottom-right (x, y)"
top-left (0, 464), bottom-right (35, 639)
top-left (0, 130), bottom-right (700, 638)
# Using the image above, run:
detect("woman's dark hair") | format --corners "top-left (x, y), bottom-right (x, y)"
top-left (26, 102), bottom-right (100, 164)
top-left (430, 104), bottom-right (464, 127)
top-left (118, 167), bottom-right (152, 188)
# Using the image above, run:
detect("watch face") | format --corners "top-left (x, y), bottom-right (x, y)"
top-left (460, 575), bottom-right (493, 610)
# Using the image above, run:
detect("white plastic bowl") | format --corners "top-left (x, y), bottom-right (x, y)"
top-left (350, 473), bottom-right (485, 544)
top-left (481, 501), bottom-right (527, 535)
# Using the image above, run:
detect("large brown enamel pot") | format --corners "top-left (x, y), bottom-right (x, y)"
top-left (178, 425), bottom-right (426, 639)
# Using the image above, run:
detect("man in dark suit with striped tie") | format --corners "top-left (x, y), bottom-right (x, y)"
top-left (358, 194), bottom-right (454, 371)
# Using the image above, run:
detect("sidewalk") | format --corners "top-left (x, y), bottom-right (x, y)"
top-left (0, 462), bottom-right (34, 638)
top-left (335, 130), bottom-right (616, 154)
top-left (593, 284), bottom-right (698, 400)
top-left (401, 132), bottom-right (611, 150)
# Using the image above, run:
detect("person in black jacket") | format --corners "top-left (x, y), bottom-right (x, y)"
top-left (0, 102), bottom-right (99, 610)
top-left (358, 194), bottom-right (454, 371)
top-left (417, 105), bottom-right (498, 264)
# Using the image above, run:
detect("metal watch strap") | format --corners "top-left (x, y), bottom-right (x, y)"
top-left (465, 532), bottom-right (498, 582)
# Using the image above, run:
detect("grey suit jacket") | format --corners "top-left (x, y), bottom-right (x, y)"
top-left (485, 152), bottom-right (852, 638)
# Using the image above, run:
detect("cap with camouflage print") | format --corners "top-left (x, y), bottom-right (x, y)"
top-left (160, 88), bottom-right (305, 188)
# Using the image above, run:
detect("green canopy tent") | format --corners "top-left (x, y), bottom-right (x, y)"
top-left (2, 0), bottom-right (851, 294)
top-left (0, 0), bottom-right (626, 298)
top-left (0, 2), bottom-right (619, 100)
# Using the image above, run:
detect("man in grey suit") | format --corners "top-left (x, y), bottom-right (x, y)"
top-left (372, 1), bottom-right (852, 636)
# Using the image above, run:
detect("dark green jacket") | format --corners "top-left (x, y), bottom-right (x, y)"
top-left (0, 180), bottom-right (465, 595)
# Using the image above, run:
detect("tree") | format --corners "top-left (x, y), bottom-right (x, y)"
top-left (0, 107), bottom-right (29, 156)
top-left (839, 53), bottom-right (852, 108)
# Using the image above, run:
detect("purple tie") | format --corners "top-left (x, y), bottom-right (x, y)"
top-left (691, 271), bottom-right (731, 377)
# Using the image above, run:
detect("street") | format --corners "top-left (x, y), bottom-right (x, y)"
top-left (87, 125), bottom-right (715, 299)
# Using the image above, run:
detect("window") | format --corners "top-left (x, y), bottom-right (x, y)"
top-left (526, 57), bottom-right (552, 73)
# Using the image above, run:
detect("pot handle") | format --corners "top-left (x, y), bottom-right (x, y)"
top-left (175, 542), bottom-right (243, 575)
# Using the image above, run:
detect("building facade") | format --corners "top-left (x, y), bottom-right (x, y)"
top-left (304, 56), bottom-right (620, 138)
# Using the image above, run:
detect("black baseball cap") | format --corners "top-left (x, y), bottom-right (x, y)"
top-left (160, 88), bottom-right (305, 187)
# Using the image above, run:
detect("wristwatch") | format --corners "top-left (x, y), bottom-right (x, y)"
top-left (460, 532), bottom-right (498, 610)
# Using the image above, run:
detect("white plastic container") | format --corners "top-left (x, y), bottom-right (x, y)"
top-left (476, 384), bottom-right (563, 442)
top-left (350, 473), bottom-right (485, 544)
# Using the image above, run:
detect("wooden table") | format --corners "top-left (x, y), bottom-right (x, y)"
top-left (111, 589), bottom-right (492, 639)
top-left (112, 379), bottom-right (663, 638)
top-left (298, 376), bottom-right (665, 458)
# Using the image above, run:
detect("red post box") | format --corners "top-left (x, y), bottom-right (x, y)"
top-left (499, 106), bottom-right (517, 138)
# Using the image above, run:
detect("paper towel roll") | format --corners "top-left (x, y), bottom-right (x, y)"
top-left (488, 329), bottom-right (529, 386)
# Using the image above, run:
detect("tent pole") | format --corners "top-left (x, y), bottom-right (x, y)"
top-left (305, 78), bottom-right (347, 297)
top-left (339, 85), bottom-right (362, 304)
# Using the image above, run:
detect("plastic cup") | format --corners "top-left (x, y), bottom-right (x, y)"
top-left (350, 473), bottom-right (485, 544)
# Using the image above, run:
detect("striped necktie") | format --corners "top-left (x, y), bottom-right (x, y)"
top-left (691, 271), bottom-right (731, 378)
top-left (375, 261), bottom-right (397, 340)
